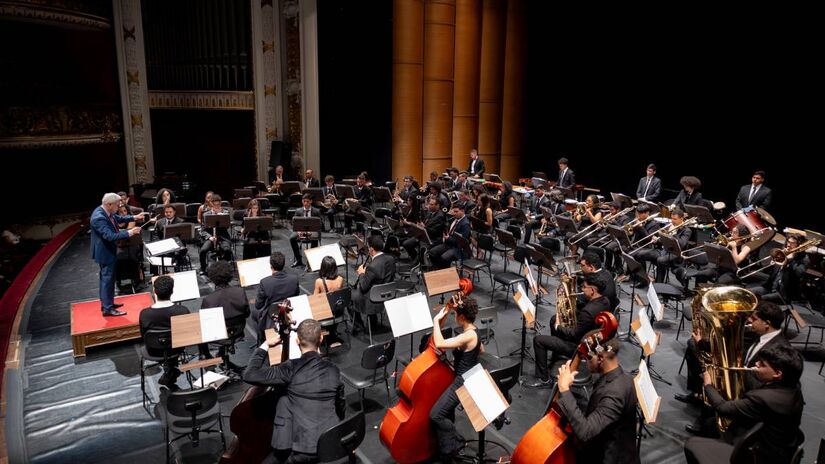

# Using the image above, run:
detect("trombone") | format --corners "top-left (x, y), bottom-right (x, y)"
top-left (570, 206), bottom-right (634, 245)
top-left (737, 239), bottom-right (820, 279)
top-left (623, 212), bottom-right (661, 235)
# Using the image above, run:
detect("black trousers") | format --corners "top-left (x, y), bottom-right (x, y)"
top-left (533, 324), bottom-right (577, 381)
top-left (430, 377), bottom-right (466, 455)
top-left (199, 238), bottom-right (232, 271)
top-left (289, 233), bottom-right (318, 262)
top-left (263, 449), bottom-right (318, 464)
top-left (429, 244), bottom-right (460, 269)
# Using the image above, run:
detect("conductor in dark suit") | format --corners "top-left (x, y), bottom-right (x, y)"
top-left (91, 192), bottom-right (146, 316)
top-left (684, 345), bottom-right (804, 464)
top-left (255, 252), bottom-right (300, 339)
top-left (289, 194), bottom-right (321, 268)
top-left (635, 163), bottom-right (662, 202)
top-left (244, 319), bottom-right (345, 463)
top-left (735, 170), bottom-right (772, 211)
top-left (467, 148), bottom-right (485, 178)
top-left (351, 235), bottom-right (396, 331)
top-left (556, 337), bottom-right (640, 464)
top-left (556, 157), bottom-right (576, 189)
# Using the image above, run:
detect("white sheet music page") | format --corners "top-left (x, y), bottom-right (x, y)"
top-left (524, 259), bottom-right (537, 294)
top-left (462, 364), bottom-right (508, 423)
top-left (305, 243), bottom-right (346, 271)
top-left (286, 295), bottom-right (314, 359)
top-left (513, 284), bottom-right (535, 323)
top-left (634, 360), bottom-right (661, 423)
top-left (237, 256), bottom-right (272, 287)
top-left (162, 270), bottom-right (201, 302)
top-left (199, 307), bottom-right (228, 342)
top-left (635, 310), bottom-right (658, 354)
top-left (145, 238), bottom-right (181, 256)
top-left (384, 292), bottom-right (433, 338)
top-left (646, 284), bottom-right (664, 321)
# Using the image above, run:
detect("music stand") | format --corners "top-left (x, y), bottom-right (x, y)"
top-left (505, 207), bottom-right (528, 223)
top-left (145, 237), bottom-right (186, 275)
top-left (468, 215), bottom-right (490, 234)
top-left (163, 223), bottom-right (193, 242)
top-left (304, 243), bottom-right (345, 272)
top-left (203, 213), bottom-right (230, 230)
top-left (384, 292), bottom-right (434, 360)
top-left (683, 204), bottom-right (715, 224)
top-left (335, 184), bottom-right (356, 200)
top-left (632, 305), bottom-right (670, 385)
top-left (483, 173), bottom-right (503, 184)
top-left (385, 217), bottom-right (406, 235)
top-left (293, 216), bottom-right (322, 242)
top-left (554, 215), bottom-right (578, 236)
top-left (606, 224), bottom-right (632, 251)
top-left (633, 360), bottom-right (661, 453)
top-left (611, 192), bottom-right (634, 210)
top-left (703, 243), bottom-right (738, 274)
top-left (531, 177), bottom-right (548, 190)
top-left (303, 187), bottom-right (324, 202)
top-left (455, 364), bottom-right (510, 463)
top-left (657, 234), bottom-right (681, 257)
top-left (243, 216), bottom-right (273, 233)
top-left (511, 283), bottom-right (536, 376)
top-left (280, 181), bottom-right (303, 196)
top-left (619, 252), bottom-right (649, 342)
top-left (424, 267), bottom-right (460, 296)
top-left (232, 198), bottom-right (251, 210)
top-left (405, 222), bottom-right (433, 276)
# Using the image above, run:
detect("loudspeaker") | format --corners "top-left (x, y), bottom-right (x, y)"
top-left (269, 141), bottom-right (293, 168)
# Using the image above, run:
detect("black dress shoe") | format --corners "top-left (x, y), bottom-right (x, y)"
top-left (291, 260), bottom-right (304, 268)
top-left (685, 423), bottom-right (705, 435)
top-left (524, 378), bottom-right (553, 389)
top-left (675, 393), bottom-right (701, 405)
top-left (112, 303), bottom-right (124, 309)
top-left (102, 308), bottom-right (127, 316)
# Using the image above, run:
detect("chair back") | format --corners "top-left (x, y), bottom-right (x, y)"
top-left (225, 315), bottom-right (247, 340)
top-left (327, 287), bottom-right (352, 318)
top-left (368, 281), bottom-right (405, 303)
top-left (144, 329), bottom-right (178, 356)
top-left (233, 197), bottom-right (252, 210)
top-left (729, 422), bottom-right (764, 464)
top-left (477, 306), bottom-right (497, 340)
top-left (477, 234), bottom-right (495, 253)
top-left (185, 203), bottom-right (202, 218)
top-left (489, 362), bottom-right (520, 403)
top-left (257, 198), bottom-right (271, 210)
top-left (317, 412), bottom-right (366, 463)
top-left (362, 339), bottom-right (395, 370)
top-left (232, 209), bottom-right (246, 221)
top-left (165, 387), bottom-right (219, 420)
top-left (789, 429), bottom-right (805, 464)
top-left (531, 243), bottom-right (556, 267)
top-left (495, 228), bottom-right (517, 249)
top-left (419, 327), bottom-right (453, 353)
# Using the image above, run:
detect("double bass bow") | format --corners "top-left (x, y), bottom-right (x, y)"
top-left (220, 300), bottom-right (293, 464)
top-left (379, 278), bottom-right (473, 463)
top-left (503, 311), bottom-right (618, 464)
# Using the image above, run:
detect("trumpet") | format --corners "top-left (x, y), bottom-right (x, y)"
top-left (737, 239), bottom-right (820, 279)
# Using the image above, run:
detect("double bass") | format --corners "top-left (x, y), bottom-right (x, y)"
top-left (505, 311), bottom-right (618, 464)
top-left (220, 300), bottom-right (293, 464)
top-left (379, 279), bottom-right (473, 463)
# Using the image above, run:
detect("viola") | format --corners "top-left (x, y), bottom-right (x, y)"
top-left (220, 300), bottom-right (293, 464)
top-left (379, 279), bottom-right (473, 463)
top-left (506, 311), bottom-right (618, 464)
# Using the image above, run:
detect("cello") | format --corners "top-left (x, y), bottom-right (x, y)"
top-left (506, 311), bottom-right (618, 464)
top-left (379, 279), bottom-right (473, 463)
top-left (220, 300), bottom-right (293, 464)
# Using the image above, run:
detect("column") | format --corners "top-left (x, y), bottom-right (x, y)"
top-left (499, 0), bottom-right (527, 181)
top-left (477, 0), bottom-right (506, 175)
top-left (392, 0), bottom-right (424, 181)
top-left (251, 0), bottom-right (284, 181)
top-left (422, 0), bottom-right (455, 180)
top-left (451, 0), bottom-right (481, 171)
top-left (300, 0), bottom-right (320, 175)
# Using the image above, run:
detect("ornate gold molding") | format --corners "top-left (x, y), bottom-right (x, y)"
top-left (0, 0), bottom-right (111, 29)
top-left (0, 132), bottom-right (122, 149)
top-left (0, 105), bottom-right (122, 148)
top-left (148, 91), bottom-right (255, 110)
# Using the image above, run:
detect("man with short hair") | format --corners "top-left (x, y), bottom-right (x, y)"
top-left (467, 148), bottom-right (485, 178)
top-left (198, 194), bottom-right (232, 274)
top-left (735, 170), bottom-right (772, 211)
top-left (255, 252), bottom-right (300, 338)
top-left (139, 275), bottom-right (189, 387)
top-left (289, 194), bottom-right (320, 268)
top-left (636, 164), bottom-right (661, 202)
top-left (556, 157), bottom-right (576, 190)
top-left (244, 319), bottom-right (345, 464)
top-left (578, 253), bottom-right (619, 312)
top-left (428, 205), bottom-right (471, 269)
top-left (321, 175), bottom-right (339, 232)
top-left (402, 197), bottom-right (446, 262)
top-left (303, 168), bottom-right (320, 188)
top-left (351, 235), bottom-right (396, 331)
top-left (91, 192), bottom-right (146, 316)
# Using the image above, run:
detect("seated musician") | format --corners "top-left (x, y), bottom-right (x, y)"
top-left (625, 203), bottom-right (664, 285)
top-left (537, 189), bottom-right (568, 251)
top-left (155, 187), bottom-right (175, 208)
top-left (289, 194), bottom-right (320, 268)
top-left (586, 201), bottom-right (631, 273)
top-left (747, 234), bottom-right (809, 304)
top-left (198, 261), bottom-right (251, 361)
top-left (498, 181), bottom-right (517, 210)
top-left (321, 175), bottom-right (339, 232)
top-left (344, 174), bottom-right (374, 234)
top-left (556, 157), bottom-right (575, 190)
top-left (242, 199), bottom-right (272, 259)
top-left (684, 345), bottom-right (804, 464)
top-left (243, 319), bottom-right (345, 464)
top-left (526, 273), bottom-right (611, 388)
top-left (118, 191), bottom-right (137, 215)
top-left (428, 182), bottom-right (451, 211)
top-left (472, 194), bottom-right (495, 234)
top-left (467, 148), bottom-right (485, 178)
top-left (673, 176), bottom-right (703, 208)
top-left (254, 252), bottom-right (300, 341)
top-left (428, 205), bottom-right (471, 269)
top-left (198, 194), bottom-right (233, 275)
top-left (523, 184), bottom-right (551, 244)
top-left (577, 253), bottom-right (619, 312)
top-left (649, 208), bottom-right (693, 283)
top-left (454, 189), bottom-right (475, 214)
top-left (139, 275), bottom-right (189, 389)
top-left (636, 163), bottom-right (661, 202)
top-left (735, 170), bottom-right (772, 211)
top-left (429, 296), bottom-right (482, 460)
top-left (313, 256), bottom-right (344, 294)
top-left (153, 203), bottom-right (189, 266)
top-left (269, 165), bottom-right (286, 192)
top-left (197, 191), bottom-right (214, 225)
top-left (568, 194), bottom-right (603, 257)
top-left (445, 167), bottom-right (459, 191)
top-left (351, 236), bottom-right (396, 333)
top-left (303, 168), bottom-right (320, 188)
top-left (716, 225), bottom-right (757, 285)
top-left (454, 171), bottom-right (471, 192)
top-left (556, 337), bottom-right (640, 464)
top-left (402, 197), bottom-right (446, 263)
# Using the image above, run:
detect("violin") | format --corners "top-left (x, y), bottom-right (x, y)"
top-left (379, 279), bottom-right (473, 463)
top-left (220, 300), bottom-right (293, 464)
top-left (503, 311), bottom-right (618, 464)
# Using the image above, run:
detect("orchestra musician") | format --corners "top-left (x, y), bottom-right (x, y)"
top-left (747, 234), bottom-right (808, 304)
top-left (428, 205), bottom-right (471, 269)
top-left (587, 201), bottom-right (631, 273)
top-left (637, 208), bottom-right (692, 283)
top-left (526, 273), bottom-right (611, 388)
top-left (269, 165), bottom-right (286, 193)
top-left (523, 184), bottom-right (551, 243)
top-left (735, 170), bottom-right (772, 211)
top-left (453, 189), bottom-right (475, 214)
top-left (289, 194), bottom-right (320, 268)
top-left (555, 337), bottom-right (641, 464)
top-left (454, 171), bottom-right (471, 192)
top-left (313, 256), bottom-right (344, 295)
top-left (153, 203), bottom-right (189, 266)
top-left (155, 187), bottom-right (175, 207)
top-left (472, 194), bottom-right (495, 234)
top-left (351, 235), bottom-right (395, 333)
top-left (445, 167), bottom-right (459, 191)
top-left (536, 189), bottom-right (568, 250)
top-left (242, 198), bottom-right (271, 259)
top-left (243, 319), bottom-right (345, 464)
top-left (198, 194), bottom-right (232, 275)
top-left (684, 345), bottom-right (803, 464)
top-left (578, 253), bottom-right (619, 313)
top-left (139, 275), bottom-right (189, 388)
top-left (673, 176), bottom-right (703, 208)
top-left (402, 197), bottom-right (446, 263)
top-left (467, 148), bottom-right (485, 178)
top-left (197, 191), bottom-right (214, 225)
top-left (198, 261), bottom-right (251, 362)
top-left (717, 224), bottom-right (756, 285)
top-left (321, 175), bottom-right (339, 232)
top-left (556, 157), bottom-right (576, 190)
top-left (568, 194), bottom-right (603, 257)
top-left (118, 191), bottom-right (137, 215)
top-left (429, 296), bottom-right (481, 461)
top-left (427, 182), bottom-right (451, 211)
top-left (344, 174), bottom-right (374, 235)
top-left (303, 168), bottom-right (320, 188)
top-left (636, 163), bottom-right (661, 202)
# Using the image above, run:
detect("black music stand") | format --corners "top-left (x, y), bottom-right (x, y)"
top-left (657, 234), bottom-right (681, 258)
top-left (619, 252), bottom-right (649, 343)
top-left (405, 222), bottom-right (433, 277)
top-left (468, 215), bottom-right (490, 234)
top-left (243, 216), bottom-right (273, 233)
top-left (683, 204), bottom-right (715, 224)
top-left (163, 223), bottom-right (193, 242)
top-left (385, 217), bottom-right (406, 236)
top-left (303, 187), bottom-right (324, 202)
top-left (293, 217), bottom-right (322, 237)
top-left (145, 237), bottom-right (186, 276)
top-left (703, 243), bottom-right (738, 274)
top-left (606, 224), bottom-right (632, 251)
top-left (611, 192), bottom-right (634, 210)
top-left (506, 207), bottom-right (528, 224)
top-left (280, 181), bottom-right (303, 196)
top-left (554, 215), bottom-right (578, 237)
top-left (335, 184), bottom-right (356, 200)
top-left (203, 213), bottom-right (231, 230)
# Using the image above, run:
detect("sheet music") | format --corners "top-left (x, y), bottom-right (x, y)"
top-left (634, 360), bottom-right (661, 423)
top-left (199, 307), bottom-right (228, 342)
top-left (148, 256), bottom-right (174, 266)
top-left (237, 256), bottom-right (272, 287)
top-left (157, 270), bottom-right (200, 302)
top-left (384, 292), bottom-right (433, 338)
top-left (647, 284), bottom-right (664, 321)
top-left (524, 259), bottom-right (537, 294)
top-left (145, 238), bottom-right (181, 256)
top-left (462, 364), bottom-right (508, 423)
top-left (634, 310), bottom-right (658, 354)
top-left (513, 284), bottom-right (535, 323)
top-left (286, 295), bottom-right (314, 359)
top-left (305, 243), bottom-right (346, 271)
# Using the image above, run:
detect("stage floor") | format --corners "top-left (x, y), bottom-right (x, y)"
top-left (7, 228), bottom-right (825, 463)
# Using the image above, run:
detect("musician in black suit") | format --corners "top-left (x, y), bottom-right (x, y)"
top-left (344, 174), bottom-right (374, 234)
top-left (652, 208), bottom-right (693, 283)
top-left (684, 345), bottom-right (804, 464)
top-left (302, 168), bottom-right (320, 188)
top-left (152, 203), bottom-right (190, 265)
top-left (748, 234), bottom-right (809, 304)
top-left (527, 273), bottom-right (611, 388)
top-left (454, 171), bottom-right (471, 192)
top-left (556, 157), bottom-right (576, 189)
top-left (556, 337), bottom-right (640, 464)
top-left (244, 319), bottom-right (345, 464)
top-left (735, 170), bottom-right (772, 211)
top-left (445, 167), bottom-right (459, 191)
top-left (523, 185), bottom-right (552, 243)
top-left (402, 197), bottom-right (446, 262)
top-left (198, 261), bottom-right (251, 359)
top-left (139, 275), bottom-right (190, 387)
top-left (351, 235), bottom-right (396, 331)
top-left (321, 175), bottom-right (339, 232)
top-left (577, 253), bottom-right (619, 313)
top-left (428, 205), bottom-right (471, 269)
top-left (254, 252), bottom-right (300, 339)
top-left (289, 194), bottom-right (321, 268)
top-left (673, 176), bottom-right (703, 208)
top-left (467, 148), bottom-right (485, 178)
top-left (198, 194), bottom-right (233, 274)
top-left (635, 163), bottom-right (662, 202)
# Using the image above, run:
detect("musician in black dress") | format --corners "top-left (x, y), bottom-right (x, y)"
top-left (568, 194), bottom-right (603, 257)
top-left (242, 199), bottom-right (271, 259)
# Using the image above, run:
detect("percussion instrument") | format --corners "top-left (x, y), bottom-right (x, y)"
top-left (723, 206), bottom-right (768, 235)
top-left (756, 207), bottom-right (777, 226)
top-left (712, 201), bottom-right (726, 211)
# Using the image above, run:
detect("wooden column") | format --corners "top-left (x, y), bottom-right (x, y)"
top-left (451, 0), bottom-right (482, 171)
top-left (422, 0), bottom-right (455, 181)
top-left (392, 0), bottom-right (424, 182)
top-left (499, 0), bottom-right (527, 181)
top-left (477, 0), bottom-right (506, 175)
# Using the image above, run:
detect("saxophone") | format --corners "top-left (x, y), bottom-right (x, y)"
top-left (555, 273), bottom-right (578, 328)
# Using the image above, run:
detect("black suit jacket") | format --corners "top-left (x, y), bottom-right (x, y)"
top-left (705, 380), bottom-right (803, 463)
top-left (423, 210), bottom-right (447, 243)
top-left (735, 184), bottom-right (772, 210)
top-left (673, 189), bottom-right (703, 208)
top-left (139, 303), bottom-right (190, 336)
top-left (293, 206), bottom-right (321, 219)
top-left (357, 253), bottom-right (396, 293)
top-left (557, 168), bottom-right (576, 189)
top-left (201, 286), bottom-right (250, 320)
top-left (635, 176), bottom-right (662, 202)
top-left (557, 367), bottom-right (640, 464)
top-left (444, 215), bottom-right (471, 249)
top-left (743, 332), bottom-right (791, 391)
top-left (556, 295), bottom-right (611, 343)
top-left (243, 349), bottom-right (345, 454)
top-left (303, 177), bottom-right (321, 188)
top-left (355, 185), bottom-right (374, 207)
top-left (255, 272), bottom-right (300, 314)
top-left (468, 158), bottom-right (485, 177)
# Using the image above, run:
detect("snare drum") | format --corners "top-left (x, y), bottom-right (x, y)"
top-left (723, 206), bottom-right (767, 235)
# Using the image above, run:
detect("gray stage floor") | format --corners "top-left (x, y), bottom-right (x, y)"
top-left (6, 226), bottom-right (825, 463)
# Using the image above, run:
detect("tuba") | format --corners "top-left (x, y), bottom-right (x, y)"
top-left (555, 273), bottom-right (578, 328)
top-left (698, 286), bottom-right (758, 432)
